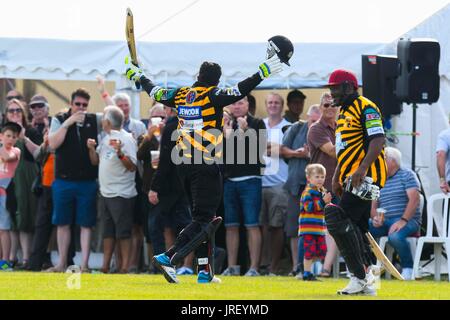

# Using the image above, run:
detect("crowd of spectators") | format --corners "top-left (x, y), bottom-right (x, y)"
top-left (0, 84), bottom-right (426, 280)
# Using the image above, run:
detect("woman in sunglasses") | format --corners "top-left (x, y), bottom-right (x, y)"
top-left (3, 99), bottom-right (41, 269)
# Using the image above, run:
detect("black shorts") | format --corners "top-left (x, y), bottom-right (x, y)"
top-left (338, 191), bottom-right (371, 232)
top-left (176, 164), bottom-right (222, 223)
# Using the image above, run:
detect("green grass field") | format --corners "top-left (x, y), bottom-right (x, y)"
top-left (1, 272), bottom-right (449, 300)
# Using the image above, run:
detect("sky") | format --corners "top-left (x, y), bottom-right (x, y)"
top-left (0, 0), bottom-right (448, 43)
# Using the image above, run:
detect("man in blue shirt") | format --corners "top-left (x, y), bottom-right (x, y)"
top-left (369, 147), bottom-right (422, 280)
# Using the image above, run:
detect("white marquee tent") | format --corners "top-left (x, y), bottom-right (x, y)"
top-left (0, 38), bottom-right (384, 88)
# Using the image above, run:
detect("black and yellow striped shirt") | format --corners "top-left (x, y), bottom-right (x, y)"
top-left (335, 94), bottom-right (387, 187)
top-left (173, 85), bottom-right (224, 161)
top-left (140, 74), bottom-right (263, 163)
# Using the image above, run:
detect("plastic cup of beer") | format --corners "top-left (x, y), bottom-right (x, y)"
top-left (150, 150), bottom-right (160, 169)
top-left (76, 111), bottom-right (87, 127)
top-left (151, 117), bottom-right (163, 136)
top-left (376, 208), bottom-right (386, 224)
top-left (109, 130), bottom-right (121, 148)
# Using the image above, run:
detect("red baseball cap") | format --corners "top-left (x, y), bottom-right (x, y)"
top-left (327, 69), bottom-right (359, 89)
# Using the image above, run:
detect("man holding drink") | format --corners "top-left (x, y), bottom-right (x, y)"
top-left (86, 105), bottom-right (138, 273)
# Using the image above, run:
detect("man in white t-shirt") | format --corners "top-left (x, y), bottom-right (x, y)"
top-left (87, 105), bottom-right (138, 273)
top-left (436, 115), bottom-right (450, 194)
top-left (259, 92), bottom-right (291, 275)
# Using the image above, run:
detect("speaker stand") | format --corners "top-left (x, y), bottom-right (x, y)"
top-left (411, 103), bottom-right (418, 171)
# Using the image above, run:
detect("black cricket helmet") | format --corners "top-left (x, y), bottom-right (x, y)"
top-left (267, 35), bottom-right (294, 66)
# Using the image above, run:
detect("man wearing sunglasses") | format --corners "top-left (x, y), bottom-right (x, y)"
top-left (47, 88), bottom-right (102, 273)
top-left (28, 94), bottom-right (51, 138)
top-left (5, 90), bottom-right (25, 103)
top-left (307, 92), bottom-right (339, 278)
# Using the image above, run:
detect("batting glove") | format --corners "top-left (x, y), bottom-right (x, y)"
top-left (125, 55), bottom-right (144, 83)
top-left (345, 176), bottom-right (380, 201)
top-left (258, 55), bottom-right (283, 80)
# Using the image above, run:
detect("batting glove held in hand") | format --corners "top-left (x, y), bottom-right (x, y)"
top-left (258, 55), bottom-right (283, 80)
top-left (125, 55), bottom-right (144, 83)
top-left (344, 176), bottom-right (380, 201)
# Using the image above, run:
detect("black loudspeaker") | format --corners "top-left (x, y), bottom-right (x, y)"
top-left (362, 54), bottom-right (402, 117)
top-left (396, 38), bottom-right (440, 104)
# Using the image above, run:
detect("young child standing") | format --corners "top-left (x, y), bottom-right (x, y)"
top-left (299, 164), bottom-right (331, 281)
top-left (0, 122), bottom-right (22, 270)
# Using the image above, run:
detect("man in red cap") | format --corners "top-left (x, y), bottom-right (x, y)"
top-left (324, 69), bottom-right (387, 295)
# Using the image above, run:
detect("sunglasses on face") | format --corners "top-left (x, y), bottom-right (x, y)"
top-left (6, 95), bottom-right (24, 101)
top-left (323, 103), bottom-right (336, 108)
top-left (7, 108), bottom-right (23, 114)
top-left (30, 103), bottom-right (46, 109)
top-left (74, 102), bottom-right (88, 108)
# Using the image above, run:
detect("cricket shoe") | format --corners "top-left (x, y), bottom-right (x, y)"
top-left (176, 266), bottom-right (194, 275)
top-left (152, 253), bottom-right (179, 284)
top-left (337, 272), bottom-right (376, 296)
top-left (197, 270), bottom-right (222, 284)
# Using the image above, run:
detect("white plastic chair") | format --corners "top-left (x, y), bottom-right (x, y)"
top-left (412, 193), bottom-right (450, 281)
top-left (377, 194), bottom-right (424, 279)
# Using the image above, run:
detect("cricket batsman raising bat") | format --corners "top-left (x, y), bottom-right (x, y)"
top-left (124, 35), bottom-right (293, 284)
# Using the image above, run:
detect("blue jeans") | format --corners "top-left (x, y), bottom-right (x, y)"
top-left (223, 178), bottom-right (262, 227)
top-left (369, 217), bottom-right (420, 268)
top-left (147, 202), bottom-right (166, 256)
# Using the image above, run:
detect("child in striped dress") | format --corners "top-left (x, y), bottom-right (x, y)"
top-left (299, 164), bottom-right (332, 281)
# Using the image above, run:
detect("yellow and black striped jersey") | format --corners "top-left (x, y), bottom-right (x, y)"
top-left (173, 85), bottom-right (224, 162)
top-left (139, 74), bottom-right (263, 163)
top-left (335, 94), bottom-right (387, 187)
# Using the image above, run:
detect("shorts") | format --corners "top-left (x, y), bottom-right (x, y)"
top-left (303, 234), bottom-right (327, 260)
top-left (284, 185), bottom-right (306, 237)
top-left (224, 178), bottom-right (262, 228)
top-left (0, 189), bottom-right (11, 230)
top-left (260, 185), bottom-right (288, 228)
top-left (101, 196), bottom-right (135, 239)
top-left (52, 179), bottom-right (97, 228)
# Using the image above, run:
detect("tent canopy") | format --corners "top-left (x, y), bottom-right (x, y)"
top-left (0, 37), bottom-right (384, 88)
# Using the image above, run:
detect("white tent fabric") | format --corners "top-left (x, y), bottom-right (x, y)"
top-left (381, 3), bottom-right (450, 198)
top-left (0, 37), bottom-right (384, 88)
